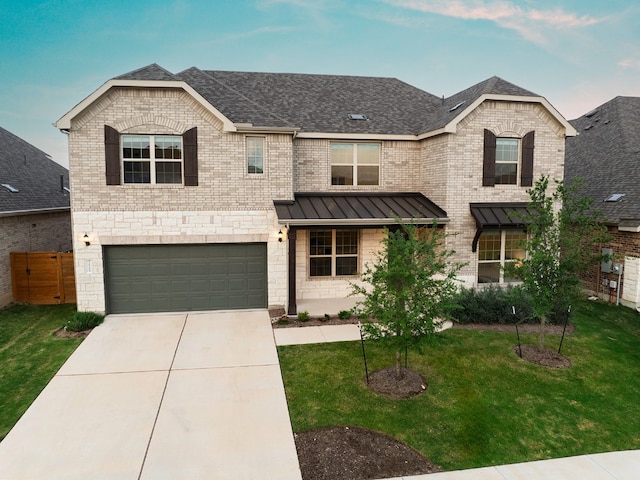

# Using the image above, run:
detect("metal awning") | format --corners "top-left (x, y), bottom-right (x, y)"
top-left (274, 193), bottom-right (448, 227)
top-left (470, 203), bottom-right (530, 252)
top-left (470, 203), bottom-right (530, 228)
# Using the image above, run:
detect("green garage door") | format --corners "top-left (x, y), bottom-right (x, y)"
top-left (104, 244), bottom-right (267, 314)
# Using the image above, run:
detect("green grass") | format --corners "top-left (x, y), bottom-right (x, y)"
top-left (0, 304), bottom-right (84, 441)
top-left (278, 299), bottom-right (640, 471)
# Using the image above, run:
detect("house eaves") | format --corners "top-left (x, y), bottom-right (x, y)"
top-left (429, 94), bottom-right (577, 139)
top-left (55, 79), bottom-right (237, 132)
top-left (0, 206), bottom-right (70, 218)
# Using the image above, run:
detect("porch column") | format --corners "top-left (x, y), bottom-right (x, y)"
top-left (287, 227), bottom-right (297, 315)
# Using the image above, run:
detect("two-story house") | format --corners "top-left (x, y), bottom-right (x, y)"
top-left (55, 64), bottom-right (575, 315)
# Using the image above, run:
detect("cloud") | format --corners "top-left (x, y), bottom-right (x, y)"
top-left (383, 0), bottom-right (601, 45)
top-left (619, 58), bottom-right (640, 70)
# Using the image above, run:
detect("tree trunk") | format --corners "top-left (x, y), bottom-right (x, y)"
top-left (395, 350), bottom-right (404, 380)
top-left (539, 315), bottom-right (547, 349)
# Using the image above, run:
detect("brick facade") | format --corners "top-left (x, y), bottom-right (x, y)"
top-left (582, 226), bottom-right (640, 308)
top-left (64, 81), bottom-right (569, 313)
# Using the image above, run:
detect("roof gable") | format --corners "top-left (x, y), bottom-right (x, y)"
top-left (0, 126), bottom-right (70, 214)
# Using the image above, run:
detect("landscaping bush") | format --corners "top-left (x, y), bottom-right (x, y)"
top-left (297, 311), bottom-right (310, 322)
top-left (338, 310), bottom-right (352, 320)
top-left (453, 286), bottom-right (535, 324)
top-left (64, 311), bottom-right (105, 332)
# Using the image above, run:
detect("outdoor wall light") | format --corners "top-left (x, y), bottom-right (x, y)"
top-left (278, 229), bottom-right (284, 242)
top-left (83, 233), bottom-right (91, 246)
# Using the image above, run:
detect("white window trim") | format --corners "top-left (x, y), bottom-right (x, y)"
top-left (495, 137), bottom-right (520, 186)
top-left (245, 135), bottom-right (266, 176)
top-left (309, 229), bottom-right (360, 278)
top-left (121, 134), bottom-right (183, 185)
top-left (330, 142), bottom-right (381, 186)
top-left (477, 229), bottom-right (526, 283)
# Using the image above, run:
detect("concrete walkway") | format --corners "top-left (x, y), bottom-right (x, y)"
top-left (0, 310), bottom-right (302, 480)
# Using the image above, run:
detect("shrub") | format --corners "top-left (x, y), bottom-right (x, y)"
top-left (297, 311), bottom-right (310, 322)
top-left (65, 311), bottom-right (105, 332)
top-left (453, 286), bottom-right (535, 324)
top-left (338, 310), bottom-right (352, 320)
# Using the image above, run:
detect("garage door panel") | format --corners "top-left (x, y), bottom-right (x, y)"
top-left (104, 244), bottom-right (267, 314)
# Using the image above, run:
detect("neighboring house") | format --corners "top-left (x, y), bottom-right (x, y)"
top-left (0, 126), bottom-right (71, 307)
top-left (565, 96), bottom-right (640, 308)
top-left (55, 64), bottom-right (575, 315)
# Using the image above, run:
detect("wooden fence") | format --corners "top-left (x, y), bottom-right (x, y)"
top-left (10, 252), bottom-right (76, 304)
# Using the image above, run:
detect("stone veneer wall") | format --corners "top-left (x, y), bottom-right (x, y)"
top-left (0, 211), bottom-right (72, 307)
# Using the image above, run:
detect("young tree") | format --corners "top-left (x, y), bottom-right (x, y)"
top-left (352, 222), bottom-right (464, 380)
top-left (513, 175), bottom-right (610, 349)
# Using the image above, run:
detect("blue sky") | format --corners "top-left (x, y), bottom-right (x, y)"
top-left (1, 0), bottom-right (638, 167)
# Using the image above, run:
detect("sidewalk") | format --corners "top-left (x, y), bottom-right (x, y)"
top-left (274, 323), bottom-right (640, 480)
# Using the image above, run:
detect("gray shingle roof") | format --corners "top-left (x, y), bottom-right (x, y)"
top-left (114, 63), bottom-right (179, 81)
top-left (565, 96), bottom-right (640, 224)
top-left (110, 65), bottom-right (541, 136)
top-left (0, 126), bottom-right (70, 214)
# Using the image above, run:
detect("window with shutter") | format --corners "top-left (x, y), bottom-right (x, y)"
top-left (482, 129), bottom-right (535, 187)
top-left (103, 125), bottom-right (198, 186)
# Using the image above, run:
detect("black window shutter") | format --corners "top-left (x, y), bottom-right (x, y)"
top-left (183, 127), bottom-right (198, 186)
top-left (482, 129), bottom-right (496, 187)
top-left (521, 130), bottom-right (535, 187)
top-left (104, 125), bottom-right (121, 185)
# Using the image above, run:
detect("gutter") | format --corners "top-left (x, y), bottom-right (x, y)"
top-left (0, 206), bottom-right (70, 218)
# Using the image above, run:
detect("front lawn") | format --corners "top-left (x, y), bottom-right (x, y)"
top-left (0, 304), bottom-right (84, 441)
top-left (279, 299), bottom-right (640, 471)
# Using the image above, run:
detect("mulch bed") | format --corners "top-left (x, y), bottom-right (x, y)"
top-left (295, 426), bottom-right (441, 480)
top-left (368, 367), bottom-right (428, 398)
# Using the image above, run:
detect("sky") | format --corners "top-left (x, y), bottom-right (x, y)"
top-left (1, 0), bottom-right (638, 168)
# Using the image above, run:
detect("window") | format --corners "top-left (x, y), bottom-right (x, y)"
top-left (495, 138), bottom-right (519, 185)
top-left (331, 143), bottom-right (380, 186)
top-left (122, 135), bottom-right (183, 184)
top-left (246, 136), bottom-right (264, 174)
top-left (477, 230), bottom-right (526, 283)
top-left (482, 130), bottom-right (534, 187)
top-left (309, 229), bottom-right (359, 277)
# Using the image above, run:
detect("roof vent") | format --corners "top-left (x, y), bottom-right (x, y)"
top-left (605, 194), bottom-right (625, 202)
top-left (348, 114), bottom-right (367, 120)
top-left (449, 101), bottom-right (465, 112)
top-left (1, 183), bottom-right (19, 193)
top-left (585, 108), bottom-right (599, 118)
top-left (584, 125), bottom-right (593, 130)
top-left (63, 187), bottom-right (71, 194)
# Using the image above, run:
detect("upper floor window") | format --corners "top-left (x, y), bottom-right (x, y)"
top-left (246, 136), bottom-right (264, 174)
top-left (309, 229), bottom-right (359, 277)
top-left (331, 143), bottom-right (380, 186)
top-left (495, 138), bottom-right (519, 185)
top-left (122, 135), bottom-right (183, 184)
top-left (105, 126), bottom-right (198, 186)
top-left (477, 229), bottom-right (526, 283)
top-left (483, 130), bottom-right (534, 187)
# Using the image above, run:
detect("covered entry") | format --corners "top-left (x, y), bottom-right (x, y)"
top-left (103, 243), bottom-right (267, 314)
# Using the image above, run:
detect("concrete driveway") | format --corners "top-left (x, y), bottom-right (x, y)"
top-left (0, 310), bottom-right (302, 480)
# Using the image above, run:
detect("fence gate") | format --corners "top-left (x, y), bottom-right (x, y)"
top-left (10, 252), bottom-right (76, 304)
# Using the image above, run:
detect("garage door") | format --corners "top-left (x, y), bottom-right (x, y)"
top-left (104, 244), bottom-right (267, 314)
